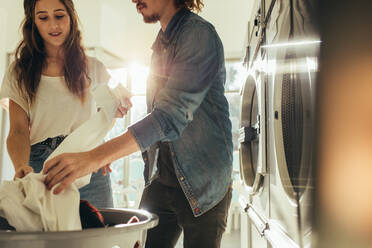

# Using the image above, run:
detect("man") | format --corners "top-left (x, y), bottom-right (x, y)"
top-left (44, 0), bottom-right (233, 246)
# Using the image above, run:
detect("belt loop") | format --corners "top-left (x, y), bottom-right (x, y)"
top-left (51, 137), bottom-right (57, 149)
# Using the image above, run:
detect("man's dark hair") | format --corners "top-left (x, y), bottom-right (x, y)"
top-left (174, 0), bottom-right (204, 13)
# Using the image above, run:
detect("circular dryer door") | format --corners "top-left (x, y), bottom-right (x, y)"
top-left (239, 74), bottom-right (264, 191)
top-left (273, 50), bottom-right (315, 199)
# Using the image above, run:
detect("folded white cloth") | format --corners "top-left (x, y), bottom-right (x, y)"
top-left (0, 84), bottom-right (131, 231)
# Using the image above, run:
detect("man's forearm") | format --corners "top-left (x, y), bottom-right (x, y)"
top-left (91, 130), bottom-right (140, 166)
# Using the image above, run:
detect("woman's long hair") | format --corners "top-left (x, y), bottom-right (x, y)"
top-left (174, 0), bottom-right (204, 13)
top-left (14, 0), bottom-right (90, 105)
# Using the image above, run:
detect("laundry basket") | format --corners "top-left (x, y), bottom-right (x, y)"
top-left (0, 208), bottom-right (158, 248)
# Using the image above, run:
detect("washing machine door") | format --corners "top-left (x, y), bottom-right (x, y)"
top-left (273, 47), bottom-right (316, 200)
top-left (239, 73), bottom-right (266, 193)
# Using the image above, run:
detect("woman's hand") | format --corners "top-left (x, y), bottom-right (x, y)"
top-left (115, 98), bottom-right (133, 118)
top-left (14, 165), bottom-right (34, 180)
top-left (100, 163), bottom-right (112, 176)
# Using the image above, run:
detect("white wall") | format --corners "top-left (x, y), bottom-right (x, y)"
top-left (0, 1), bottom-right (23, 75)
top-left (0, 7), bottom-right (7, 78)
top-left (75, 0), bottom-right (104, 49)
top-left (0, 6), bottom-right (6, 181)
top-left (100, 0), bottom-right (157, 65)
top-left (3, 1), bottom-right (24, 58)
top-left (201, 0), bottom-right (252, 59)
top-left (0, 6), bottom-right (15, 181)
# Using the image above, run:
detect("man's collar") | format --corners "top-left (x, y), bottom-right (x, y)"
top-left (151, 7), bottom-right (190, 51)
top-left (163, 7), bottom-right (189, 40)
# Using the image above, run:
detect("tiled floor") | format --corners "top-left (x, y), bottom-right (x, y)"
top-left (221, 229), bottom-right (241, 248)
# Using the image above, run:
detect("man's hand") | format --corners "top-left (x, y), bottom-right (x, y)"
top-left (42, 130), bottom-right (140, 194)
top-left (43, 151), bottom-right (103, 194)
top-left (14, 165), bottom-right (34, 180)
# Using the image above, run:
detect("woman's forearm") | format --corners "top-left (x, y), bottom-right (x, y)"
top-left (6, 130), bottom-right (31, 170)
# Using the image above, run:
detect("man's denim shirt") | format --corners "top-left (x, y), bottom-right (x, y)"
top-left (128, 8), bottom-right (233, 217)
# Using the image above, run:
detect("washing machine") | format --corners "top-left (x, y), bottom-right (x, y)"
top-left (239, 0), bottom-right (319, 247)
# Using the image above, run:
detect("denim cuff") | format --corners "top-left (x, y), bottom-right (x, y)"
top-left (128, 113), bottom-right (164, 152)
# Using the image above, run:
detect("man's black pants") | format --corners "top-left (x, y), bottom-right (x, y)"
top-left (140, 180), bottom-right (232, 248)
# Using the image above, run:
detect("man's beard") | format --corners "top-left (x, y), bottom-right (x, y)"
top-left (136, 2), bottom-right (160, 23)
top-left (143, 14), bottom-right (160, 23)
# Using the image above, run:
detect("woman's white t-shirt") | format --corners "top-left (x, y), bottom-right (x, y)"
top-left (0, 57), bottom-right (111, 145)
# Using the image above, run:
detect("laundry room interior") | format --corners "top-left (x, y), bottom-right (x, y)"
top-left (0, 0), bottom-right (372, 248)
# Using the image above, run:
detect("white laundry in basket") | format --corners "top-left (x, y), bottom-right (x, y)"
top-left (0, 173), bottom-right (81, 231)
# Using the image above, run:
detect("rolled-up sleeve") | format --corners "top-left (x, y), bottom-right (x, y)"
top-left (128, 23), bottom-right (222, 151)
top-left (0, 66), bottom-right (29, 115)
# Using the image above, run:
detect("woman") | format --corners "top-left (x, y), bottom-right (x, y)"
top-left (0, 0), bottom-right (130, 208)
